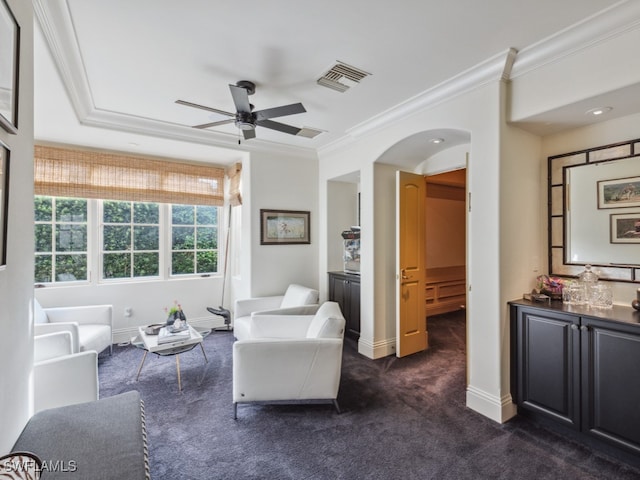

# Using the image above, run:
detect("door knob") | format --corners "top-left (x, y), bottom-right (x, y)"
top-left (401, 269), bottom-right (409, 280)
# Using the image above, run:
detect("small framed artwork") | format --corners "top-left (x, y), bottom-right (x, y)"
top-left (260, 209), bottom-right (310, 245)
top-left (0, 142), bottom-right (9, 266)
top-left (598, 176), bottom-right (640, 209)
top-left (610, 213), bottom-right (640, 244)
top-left (0, 0), bottom-right (20, 134)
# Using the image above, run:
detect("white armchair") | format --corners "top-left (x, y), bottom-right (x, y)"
top-left (233, 284), bottom-right (319, 341)
top-left (34, 331), bottom-right (99, 413)
top-left (233, 301), bottom-right (346, 419)
top-left (34, 299), bottom-right (113, 355)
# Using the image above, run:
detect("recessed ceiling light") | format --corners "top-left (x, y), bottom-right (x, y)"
top-left (585, 107), bottom-right (612, 116)
top-left (430, 138), bottom-right (445, 144)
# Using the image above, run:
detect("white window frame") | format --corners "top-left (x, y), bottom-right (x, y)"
top-left (34, 196), bottom-right (91, 286)
top-left (34, 196), bottom-right (222, 287)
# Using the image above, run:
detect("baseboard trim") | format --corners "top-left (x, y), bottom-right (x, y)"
top-left (466, 385), bottom-right (517, 423)
top-left (112, 315), bottom-right (229, 345)
top-left (357, 336), bottom-right (396, 359)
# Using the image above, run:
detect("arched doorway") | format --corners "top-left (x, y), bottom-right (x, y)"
top-left (376, 128), bottom-right (469, 368)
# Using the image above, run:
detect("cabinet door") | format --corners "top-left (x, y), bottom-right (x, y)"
top-left (581, 318), bottom-right (640, 454)
top-left (329, 275), bottom-right (348, 315)
top-left (515, 307), bottom-right (580, 428)
top-left (346, 279), bottom-right (360, 338)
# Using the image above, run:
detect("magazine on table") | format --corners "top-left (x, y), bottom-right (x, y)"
top-left (158, 325), bottom-right (191, 344)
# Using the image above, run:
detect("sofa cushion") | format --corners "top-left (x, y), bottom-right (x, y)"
top-left (12, 391), bottom-right (149, 479)
top-left (306, 302), bottom-right (345, 339)
top-left (280, 284), bottom-right (319, 308)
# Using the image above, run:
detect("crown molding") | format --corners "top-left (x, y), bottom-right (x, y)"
top-left (33, 0), bottom-right (318, 161)
top-left (339, 48), bottom-right (515, 142)
top-left (321, 2), bottom-right (640, 156)
top-left (80, 107), bottom-right (318, 159)
top-left (35, 0), bottom-right (640, 160)
top-left (510, 0), bottom-right (640, 78)
top-left (34, 0), bottom-right (94, 119)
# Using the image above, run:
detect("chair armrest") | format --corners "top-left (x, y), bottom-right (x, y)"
top-left (34, 323), bottom-right (80, 354)
top-left (249, 314), bottom-right (314, 338)
top-left (234, 296), bottom-right (284, 319)
top-left (233, 338), bottom-right (343, 402)
top-left (34, 332), bottom-right (73, 362)
top-left (253, 304), bottom-right (320, 316)
top-left (34, 351), bottom-right (99, 413)
top-left (44, 305), bottom-right (113, 327)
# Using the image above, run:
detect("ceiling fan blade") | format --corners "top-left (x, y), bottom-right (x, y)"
top-left (257, 119), bottom-right (301, 136)
top-left (229, 84), bottom-right (252, 113)
top-left (193, 119), bottom-right (235, 129)
top-left (175, 99), bottom-right (234, 117)
top-left (242, 128), bottom-right (256, 140)
top-left (255, 103), bottom-right (306, 121)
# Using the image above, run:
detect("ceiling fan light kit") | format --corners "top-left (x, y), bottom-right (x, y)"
top-left (177, 81), bottom-right (306, 140)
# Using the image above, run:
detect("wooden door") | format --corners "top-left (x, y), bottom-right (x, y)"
top-left (396, 171), bottom-right (427, 357)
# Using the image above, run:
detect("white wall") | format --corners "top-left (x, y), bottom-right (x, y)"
top-left (418, 143), bottom-right (468, 175)
top-left (510, 5), bottom-right (640, 123)
top-left (319, 79), bottom-right (520, 422)
top-left (243, 150), bottom-right (319, 298)
top-left (499, 118), bottom-right (544, 418)
top-left (35, 276), bottom-right (226, 343)
top-left (0, 0), bottom-right (34, 453)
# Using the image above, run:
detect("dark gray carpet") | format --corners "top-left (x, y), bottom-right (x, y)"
top-left (98, 312), bottom-right (640, 479)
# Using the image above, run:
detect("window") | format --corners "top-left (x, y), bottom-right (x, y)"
top-left (102, 201), bottom-right (160, 279)
top-left (171, 205), bottom-right (218, 275)
top-left (34, 196), bottom-right (88, 283)
top-left (34, 195), bottom-right (220, 285)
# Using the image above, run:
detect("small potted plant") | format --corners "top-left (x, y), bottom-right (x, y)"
top-left (164, 301), bottom-right (186, 325)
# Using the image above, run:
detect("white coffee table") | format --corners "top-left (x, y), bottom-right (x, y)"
top-left (134, 325), bottom-right (208, 392)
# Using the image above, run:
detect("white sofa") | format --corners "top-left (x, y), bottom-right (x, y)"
top-left (232, 301), bottom-right (346, 419)
top-left (34, 331), bottom-right (99, 413)
top-left (233, 284), bottom-right (319, 341)
top-left (34, 299), bottom-right (113, 355)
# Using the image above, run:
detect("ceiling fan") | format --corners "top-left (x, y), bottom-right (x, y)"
top-left (176, 80), bottom-right (306, 140)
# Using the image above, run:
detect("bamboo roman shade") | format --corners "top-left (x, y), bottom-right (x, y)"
top-left (34, 145), bottom-right (225, 206)
top-left (226, 162), bottom-right (242, 206)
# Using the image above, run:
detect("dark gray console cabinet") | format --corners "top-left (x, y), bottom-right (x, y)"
top-left (510, 299), bottom-right (640, 456)
top-left (328, 271), bottom-right (360, 340)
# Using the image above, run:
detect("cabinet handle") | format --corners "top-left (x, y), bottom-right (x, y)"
top-left (580, 325), bottom-right (588, 332)
top-left (571, 324), bottom-right (578, 330)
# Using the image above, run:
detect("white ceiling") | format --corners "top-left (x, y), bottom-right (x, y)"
top-left (33, 0), bottom-right (627, 164)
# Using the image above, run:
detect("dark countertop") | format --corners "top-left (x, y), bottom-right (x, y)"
top-left (509, 298), bottom-right (640, 328)
top-left (328, 271), bottom-right (361, 278)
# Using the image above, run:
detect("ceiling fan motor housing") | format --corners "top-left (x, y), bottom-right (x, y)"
top-left (177, 79), bottom-right (304, 139)
top-left (236, 80), bottom-right (256, 95)
top-left (236, 111), bottom-right (256, 130)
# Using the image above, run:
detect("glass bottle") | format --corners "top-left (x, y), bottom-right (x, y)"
top-left (579, 264), bottom-right (598, 306)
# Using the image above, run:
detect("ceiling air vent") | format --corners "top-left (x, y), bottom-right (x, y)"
top-left (317, 61), bottom-right (371, 93)
top-left (297, 126), bottom-right (325, 139)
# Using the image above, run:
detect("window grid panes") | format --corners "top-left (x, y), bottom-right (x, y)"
top-left (102, 201), bottom-right (160, 279)
top-left (171, 205), bottom-right (218, 275)
top-left (34, 196), bottom-right (88, 283)
top-left (34, 196), bottom-right (220, 285)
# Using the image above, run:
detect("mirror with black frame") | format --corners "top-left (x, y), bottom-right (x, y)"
top-left (548, 138), bottom-right (640, 282)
